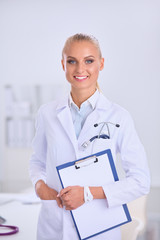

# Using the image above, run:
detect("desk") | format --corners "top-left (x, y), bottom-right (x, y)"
top-left (0, 193), bottom-right (41, 239)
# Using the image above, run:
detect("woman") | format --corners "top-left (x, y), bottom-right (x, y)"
top-left (29, 33), bottom-right (150, 240)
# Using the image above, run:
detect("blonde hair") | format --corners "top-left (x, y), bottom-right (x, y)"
top-left (62, 33), bottom-right (102, 91)
top-left (62, 33), bottom-right (102, 59)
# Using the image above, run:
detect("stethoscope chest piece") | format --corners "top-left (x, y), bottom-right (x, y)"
top-left (81, 134), bottom-right (109, 149)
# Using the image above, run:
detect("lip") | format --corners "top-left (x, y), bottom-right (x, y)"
top-left (74, 75), bottom-right (88, 82)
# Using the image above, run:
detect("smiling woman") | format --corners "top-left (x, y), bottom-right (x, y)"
top-left (61, 35), bottom-right (104, 107)
top-left (29, 33), bottom-right (150, 240)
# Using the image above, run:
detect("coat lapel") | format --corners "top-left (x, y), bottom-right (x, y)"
top-left (78, 108), bottom-right (100, 144)
top-left (56, 96), bottom-right (78, 155)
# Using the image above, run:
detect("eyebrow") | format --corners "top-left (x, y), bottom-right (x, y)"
top-left (67, 55), bottom-right (95, 59)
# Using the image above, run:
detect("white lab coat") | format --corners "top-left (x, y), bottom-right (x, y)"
top-left (29, 92), bottom-right (150, 240)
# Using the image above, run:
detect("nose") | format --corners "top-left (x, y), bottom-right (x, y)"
top-left (76, 62), bottom-right (85, 74)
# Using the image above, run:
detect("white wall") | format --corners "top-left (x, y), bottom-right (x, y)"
top-left (0, 0), bottom-right (160, 187)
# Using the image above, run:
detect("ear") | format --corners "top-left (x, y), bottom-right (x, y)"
top-left (100, 58), bottom-right (104, 71)
top-left (61, 59), bottom-right (65, 71)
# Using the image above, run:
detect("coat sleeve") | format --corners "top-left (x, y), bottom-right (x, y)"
top-left (102, 111), bottom-right (150, 208)
top-left (29, 106), bottom-right (47, 186)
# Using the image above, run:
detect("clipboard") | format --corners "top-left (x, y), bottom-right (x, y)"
top-left (56, 149), bottom-right (131, 240)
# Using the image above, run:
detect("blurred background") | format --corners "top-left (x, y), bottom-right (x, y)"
top-left (0, 0), bottom-right (159, 239)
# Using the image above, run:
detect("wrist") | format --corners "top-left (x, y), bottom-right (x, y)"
top-left (89, 186), bottom-right (106, 199)
top-left (35, 180), bottom-right (47, 199)
top-left (35, 180), bottom-right (57, 200)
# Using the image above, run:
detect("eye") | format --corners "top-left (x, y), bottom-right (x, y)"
top-left (85, 59), bottom-right (94, 64)
top-left (67, 60), bottom-right (76, 64)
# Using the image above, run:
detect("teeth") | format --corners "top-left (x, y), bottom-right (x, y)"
top-left (75, 76), bottom-right (87, 79)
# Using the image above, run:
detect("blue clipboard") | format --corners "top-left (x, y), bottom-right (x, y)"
top-left (56, 149), bottom-right (131, 240)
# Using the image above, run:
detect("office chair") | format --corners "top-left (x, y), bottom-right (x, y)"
top-left (121, 195), bottom-right (147, 240)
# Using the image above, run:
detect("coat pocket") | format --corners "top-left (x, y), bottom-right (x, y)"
top-left (92, 138), bottom-right (114, 153)
top-left (37, 200), bottom-right (63, 240)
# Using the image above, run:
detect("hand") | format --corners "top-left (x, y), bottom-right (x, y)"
top-left (35, 180), bottom-right (63, 208)
top-left (58, 186), bottom-right (84, 210)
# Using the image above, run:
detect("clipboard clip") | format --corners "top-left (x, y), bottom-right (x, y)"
top-left (75, 156), bottom-right (98, 169)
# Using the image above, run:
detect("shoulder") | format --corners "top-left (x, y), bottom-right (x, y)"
top-left (38, 95), bottom-right (68, 116)
top-left (98, 93), bottom-right (133, 122)
top-left (39, 100), bottom-right (58, 113)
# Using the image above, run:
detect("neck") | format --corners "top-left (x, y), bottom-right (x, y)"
top-left (71, 88), bottom-right (97, 108)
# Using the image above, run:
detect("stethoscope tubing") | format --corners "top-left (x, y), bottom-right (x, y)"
top-left (82, 122), bottom-right (120, 150)
top-left (0, 224), bottom-right (19, 236)
top-left (90, 134), bottom-right (110, 142)
top-left (98, 123), bottom-right (110, 138)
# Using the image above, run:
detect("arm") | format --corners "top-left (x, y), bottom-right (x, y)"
top-left (102, 111), bottom-right (150, 208)
top-left (29, 107), bottom-right (47, 186)
top-left (29, 107), bottom-right (62, 207)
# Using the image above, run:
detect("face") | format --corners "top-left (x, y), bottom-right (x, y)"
top-left (61, 41), bottom-right (104, 92)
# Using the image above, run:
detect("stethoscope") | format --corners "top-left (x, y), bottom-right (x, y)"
top-left (81, 122), bottom-right (120, 149)
top-left (0, 224), bottom-right (19, 236)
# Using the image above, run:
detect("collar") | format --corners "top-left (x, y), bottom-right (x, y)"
top-left (68, 89), bottom-right (100, 110)
top-left (56, 91), bottom-right (112, 111)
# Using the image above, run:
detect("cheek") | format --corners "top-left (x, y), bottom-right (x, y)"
top-left (65, 65), bottom-right (74, 75)
top-left (65, 71), bottom-right (70, 81)
top-left (89, 65), bottom-right (100, 76)
top-left (65, 67), bottom-right (74, 81)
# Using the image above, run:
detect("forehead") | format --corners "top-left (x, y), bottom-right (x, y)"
top-left (64, 41), bottom-right (100, 58)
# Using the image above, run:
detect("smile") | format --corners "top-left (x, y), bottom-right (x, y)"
top-left (74, 76), bottom-right (88, 81)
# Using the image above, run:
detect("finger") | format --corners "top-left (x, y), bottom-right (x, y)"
top-left (56, 197), bottom-right (63, 208)
top-left (58, 186), bottom-right (72, 197)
